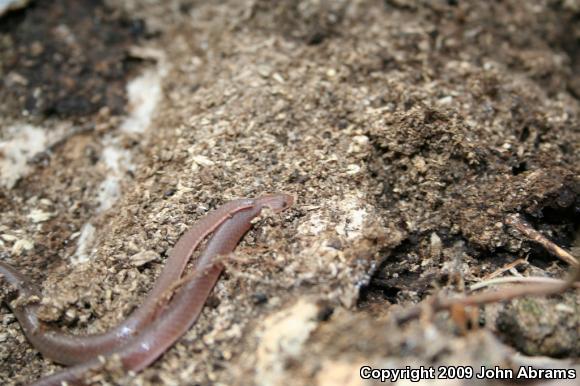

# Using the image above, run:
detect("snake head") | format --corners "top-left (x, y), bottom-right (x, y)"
top-left (256, 193), bottom-right (294, 213)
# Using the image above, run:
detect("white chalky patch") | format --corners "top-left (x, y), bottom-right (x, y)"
top-left (256, 300), bottom-right (320, 386)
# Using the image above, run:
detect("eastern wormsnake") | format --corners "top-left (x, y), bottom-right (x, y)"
top-left (0, 193), bottom-right (293, 385)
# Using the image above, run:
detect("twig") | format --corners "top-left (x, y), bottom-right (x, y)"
top-left (470, 276), bottom-right (580, 291)
top-left (481, 258), bottom-right (527, 281)
top-left (157, 249), bottom-right (282, 307)
top-left (157, 260), bottom-right (226, 306)
top-left (505, 214), bottom-right (578, 266)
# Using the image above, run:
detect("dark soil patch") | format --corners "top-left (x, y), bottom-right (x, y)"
top-left (0, 0), bottom-right (145, 119)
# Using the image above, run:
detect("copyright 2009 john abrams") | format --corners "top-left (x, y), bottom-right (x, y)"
top-left (359, 365), bottom-right (577, 382)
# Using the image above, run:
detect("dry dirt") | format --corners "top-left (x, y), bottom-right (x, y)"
top-left (0, 0), bottom-right (579, 385)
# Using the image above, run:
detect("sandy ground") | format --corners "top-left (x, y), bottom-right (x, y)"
top-left (0, 0), bottom-right (579, 385)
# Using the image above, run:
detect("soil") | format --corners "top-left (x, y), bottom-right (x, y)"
top-left (0, 0), bottom-right (579, 385)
